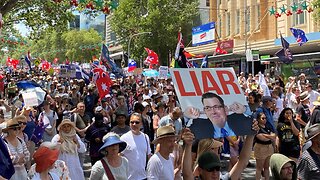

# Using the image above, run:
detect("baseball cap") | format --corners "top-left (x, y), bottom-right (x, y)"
top-left (95, 106), bottom-right (103, 112)
top-left (198, 152), bottom-right (221, 171)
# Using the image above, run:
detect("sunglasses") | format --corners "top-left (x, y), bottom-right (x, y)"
top-left (11, 127), bottom-right (21, 131)
top-left (205, 166), bottom-right (221, 172)
top-left (130, 121), bottom-right (140, 125)
top-left (18, 122), bottom-right (27, 125)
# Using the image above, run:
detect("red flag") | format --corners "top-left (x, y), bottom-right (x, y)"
top-left (144, 48), bottom-right (159, 65)
top-left (41, 61), bottom-right (51, 71)
top-left (96, 73), bottom-right (113, 99)
top-left (6, 57), bottom-right (12, 66)
top-left (215, 47), bottom-right (227, 54)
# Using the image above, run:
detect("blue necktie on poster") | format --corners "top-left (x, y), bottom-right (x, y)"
top-left (221, 128), bottom-right (229, 137)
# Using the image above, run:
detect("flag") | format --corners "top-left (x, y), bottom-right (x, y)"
top-left (75, 64), bottom-right (90, 84)
top-left (290, 28), bottom-right (308, 46)
top-left (201, 55), bottom-right (208, 68)
top-left (128, 59), bottom-right (137, 72)
top-left (144, 48), bottom-right (159, 65)
top-left (186, 60), bottom-right (194, 68)
top-left (41, 61), bottom-right (51, 71)
top-left (174, 31), bottom-right (184, 60)
top-left (258, 72), bottom-right (270, 96)
top-left (215, 46), bottom-right (227, 54)
top-left (96, 71), bottom-right (113, 99)
top-left (100, 44), bottom-right (112, 70)
top-left (25, 52), bottom-right (32, 70)
top-left (16, 81), bottom-right (41, 90)
top-left (275, 33), bottom-right (293, 64)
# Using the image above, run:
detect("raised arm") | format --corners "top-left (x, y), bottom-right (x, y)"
top-left (229, 135), bottom-right (254, 179)
top-left (182, 129), bottom-right (195, 180)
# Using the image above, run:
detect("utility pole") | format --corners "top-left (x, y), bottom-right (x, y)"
top-left (244, 0), bottom-right (249, 75)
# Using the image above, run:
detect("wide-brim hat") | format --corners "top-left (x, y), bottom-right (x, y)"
top-left (2, 119), bottom-right (20, 133)
top-left (57, 119), bottom-right (75, 131)
top-left (307, 124), bottom-right (320, 140)
top-left (152, 126), bottom-right (179, 144)
top-left (99, 135), bottom-right (127, 155)
top-left (33, 146), bottom-right (59, 173)
top-left (313, 96), bottom-right (320, 106)
top-left (299, 91), bottom-right (310, 102)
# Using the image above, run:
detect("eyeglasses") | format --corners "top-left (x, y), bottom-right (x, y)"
top-left (11, 127), bottom-right (21, 131)
top-left (204, 105), bottom-right (224, 111)
top-left (130, 121), bottom-right (140, 125)
top-left (205, 166), bottom-right (221, 172)
top-left (18, 122), bottom-right (27, 125)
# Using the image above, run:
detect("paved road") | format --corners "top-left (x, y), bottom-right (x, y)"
top-left (83, 152), bottom-right (257, 179)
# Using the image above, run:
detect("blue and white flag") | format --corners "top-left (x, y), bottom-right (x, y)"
top-left (201, 55), bottom-right (208, 68)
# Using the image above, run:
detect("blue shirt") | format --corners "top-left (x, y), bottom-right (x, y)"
top-left (213, 122), bottom-right (236, 138)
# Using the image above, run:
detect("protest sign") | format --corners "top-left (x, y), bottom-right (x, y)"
top-left (169, 68), bottom-right (254, 139)
top-left (158, 66), bottom-right (168, 79)
top-left (22, 92), bottom-right (39, 107)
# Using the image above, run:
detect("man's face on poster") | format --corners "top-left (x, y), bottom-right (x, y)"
top-left (203, 97), bottom-right (228, 128)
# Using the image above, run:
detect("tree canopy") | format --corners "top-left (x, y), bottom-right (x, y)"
top-left (110, 0), bottom-right (199, 65)
top-left (29, 28), bottom-right (103, 63)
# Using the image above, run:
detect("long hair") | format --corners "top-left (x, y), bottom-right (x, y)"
top-left (278, 108), bottom-right (294, 123)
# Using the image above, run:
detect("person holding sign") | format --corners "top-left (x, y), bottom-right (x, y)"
top-left (186, 92), bottom-right (257, 138)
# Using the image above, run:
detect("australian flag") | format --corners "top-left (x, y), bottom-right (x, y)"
top-left (290, 28), bottom-right (308, 46)
top-left (275, 34), bottom-right (293, 64)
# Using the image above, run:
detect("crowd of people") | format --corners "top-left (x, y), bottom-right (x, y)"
top-left (0, 67), bottom-right (319, 180)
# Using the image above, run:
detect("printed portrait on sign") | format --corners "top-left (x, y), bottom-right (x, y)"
top-left (170, 68), bottom-right (255, 139)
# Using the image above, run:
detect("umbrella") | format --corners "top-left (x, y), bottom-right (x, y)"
top-left (143, 69), bottom-right (159, 77)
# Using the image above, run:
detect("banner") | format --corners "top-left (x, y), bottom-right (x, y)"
top-left (158, 66), bottom-right (168, 79)
top-left (192, 22), bottom-right (215, 46)
top-left (170, 68), bottom-right (254, 139)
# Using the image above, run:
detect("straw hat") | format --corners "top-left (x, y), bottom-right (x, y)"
top-left (307, 124), bottom-right (320, 141)
top-left (299, 91), bottom-right (310, 102)
top-left (152, 126), bottom-right (179, 144)
top-left (57, 119), bottom-right (75, 131)
top-left (2, 119), bottom-right (20, 133)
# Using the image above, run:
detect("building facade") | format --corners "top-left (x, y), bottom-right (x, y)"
top-left (186, 0), bottom-right (320, 77)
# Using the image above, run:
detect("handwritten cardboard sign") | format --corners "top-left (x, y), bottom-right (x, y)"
top-left (22, 92), bottom-right (39, 107)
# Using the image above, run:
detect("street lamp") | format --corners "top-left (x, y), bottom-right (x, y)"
top-left (127, 31), bottom-right (152, 67)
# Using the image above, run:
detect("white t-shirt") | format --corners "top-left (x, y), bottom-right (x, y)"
top-left (120, 131), bottom-right (151, 180)
top-left (147, 152), bottom-right (174, 180)
top-left (273, 97), bottom-right (283, 121)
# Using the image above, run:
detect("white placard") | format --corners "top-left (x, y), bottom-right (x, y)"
top-left (158, 66), bottom-right (168, 79)
top-left (22, 92), bottom-right (39, 107)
